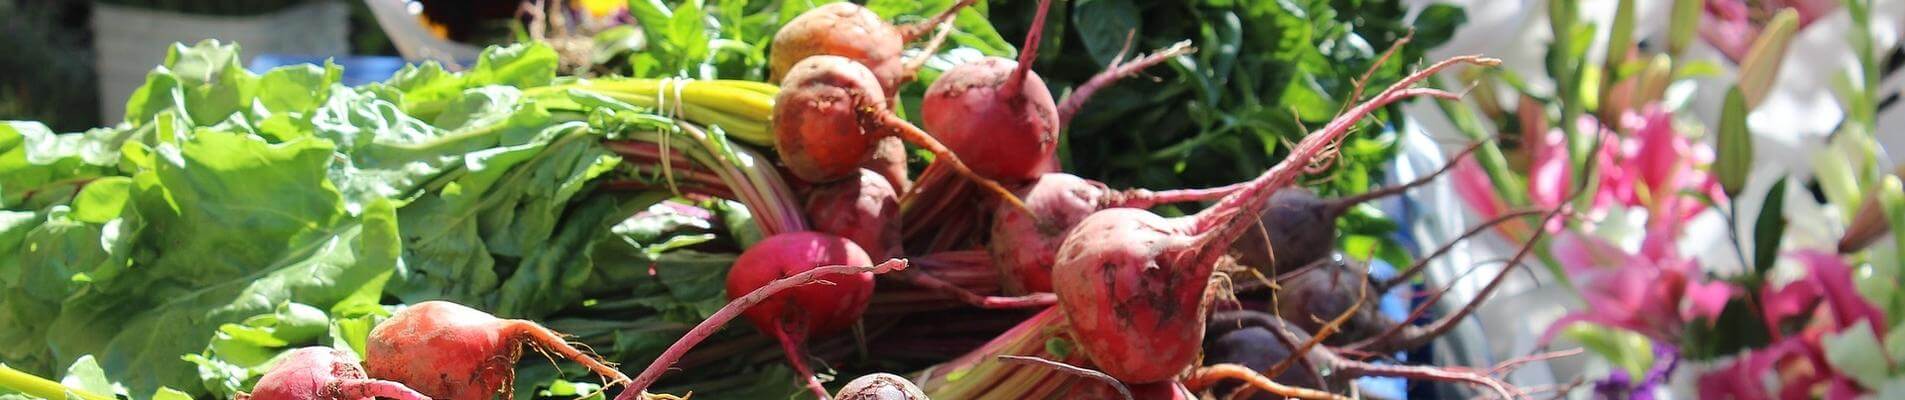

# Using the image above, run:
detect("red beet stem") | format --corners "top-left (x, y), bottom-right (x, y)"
top-left (1319, 140), bottom-right (1487, 217)
top-left (1110, 181), bottom-right (1247, 209)
top-left (1326, 356), bottom-right (1515, 400)
top-left (1379, 208), bottom-right (1546, 291)
top-left (871, 112), bottom-right (1027, 210)
top-left (1056, 41), bottom-right (1196, 127)
top-left (890, 269), bottom-right (1057, 309)
top-left (335, 379), bottom-right (434, 400)
top-left (620, 259), bottom-right (908, 398)
top-left (1350, 207), bottom-right (1561, 354)
top-left (1002, 0), bottom-right (1054, 96)
top-left (895, 0), bottom-right (981, 42)
top-left (1191, 56), bottom-right (1499, 272)
top-left (774, 327), bottom-right (833, 400)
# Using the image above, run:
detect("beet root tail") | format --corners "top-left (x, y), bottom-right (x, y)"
top-left (508, 320), bottom-right (631, 386)
top-left (334, 379), bottom-right (433, 400)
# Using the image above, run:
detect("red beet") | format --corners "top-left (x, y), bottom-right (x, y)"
top-left (619, 259), bottom-right (908, 400)
top-left (364, 301), bottom-right (627, 400)
top-left (806, 169), bottom-right (902, 260)
top-left (1049, 56), bottom-right (1497, 383)
top-left (920, 0), bottom-right (1060, 181)
top-left (239, 347), bottom-right (428, 400)
top-left (988, 173), bottom-right (1240, 293)
top-left (723, 231), bottom-right (877, 398)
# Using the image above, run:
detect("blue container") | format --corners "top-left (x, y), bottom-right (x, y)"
top-left (247, 54), bottom-right (406, 86)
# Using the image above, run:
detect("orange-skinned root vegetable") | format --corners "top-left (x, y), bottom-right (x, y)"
top-left (1231, 142), bottom-right (1484, 273)
top-left (618, 259), bottom-right (908, 400)
top-left (989, 173), bottom-right (1243, 293)
top-left (834, 373), bottom-right (930, 400)
top-left (238, 347), bottom-right (429, 400)
top-left (1051, 55), bottom-right (1498, 383)
top-left (726, 231), bottom-right (878, 399)
top-left (365, 301), bottom-right (628, 400)
top-left (920, 0), bottom-right (1060, 181)
top-left (772, 55), bottom-right (1025, 210)
top-left (769, 0), bottom-right (977, 95)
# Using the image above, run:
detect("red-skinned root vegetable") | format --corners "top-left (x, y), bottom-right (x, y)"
top-left (769, 0), bottom-right (978, 96)
top-left (239, 347), bottom-right (429, 400)
top-left (772, 55), bottom-right (1025, 211)
top-left (723, 231), bottom-right (878, 399)
top-left (919, 0), bottom-right (1060, 181)
top-left (835, 373), bottom-right (930, 400)
top-left (807, 169), bottom-right (904, 260)
top-left (619, 259), bottom-right (908, 400)
top-left (803, 172), bottom-right (1049, 309)
top-left (1231, 141), bottom-right (1486, 273)
top-left (1051, 55), bottom-right (1498, 384)
top-left (864, 137), bottom-right (913, 193)
top-left (365, 301), bottom-right (628, 400)
top-left (989, 173), bottom-right (1244, 293)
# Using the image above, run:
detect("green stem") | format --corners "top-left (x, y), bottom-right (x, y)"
top-left (0, 364), bottom-right (111, 400)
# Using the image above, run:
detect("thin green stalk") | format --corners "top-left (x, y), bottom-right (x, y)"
top-left (0, 364), bottom-right (111, 400)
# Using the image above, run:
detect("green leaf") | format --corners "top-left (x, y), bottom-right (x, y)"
top-left (1564, 324), bottom-right (1654, 380)
top-left (1752, 178), bottom-right (1788, 277)
top-left (0, 122), bottom-right (120, 208)
top-left (253, 63), bottom-right (343, 115)
top-left (57, 357), bottom-right (114, 398)
top-left (465, 43), bottom-right (561, 89)
top-left (1823, 321), bottom-right (1890, 389)
top-left (124, 40), bottom-right (258, 127)
top-left (1071, 0), bottom-right (1142, 67)
top-left (1410, 5), bottom-right (1467, 49)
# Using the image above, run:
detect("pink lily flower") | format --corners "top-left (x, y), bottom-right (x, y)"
top-left (1451, 105), bottom-right (1725, 236)
top-left (1538, 230), bottom-right (1736, 345)
top-left (1698, 250), bottom-right (1886, 399)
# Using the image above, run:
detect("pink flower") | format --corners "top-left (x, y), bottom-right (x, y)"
top-left (1698, 251), bottom-right (1887, 399)
top-left (1451, 105), bottom-right (1724, 236)
top-left (1539, 231), bottom-right (1736, 345)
